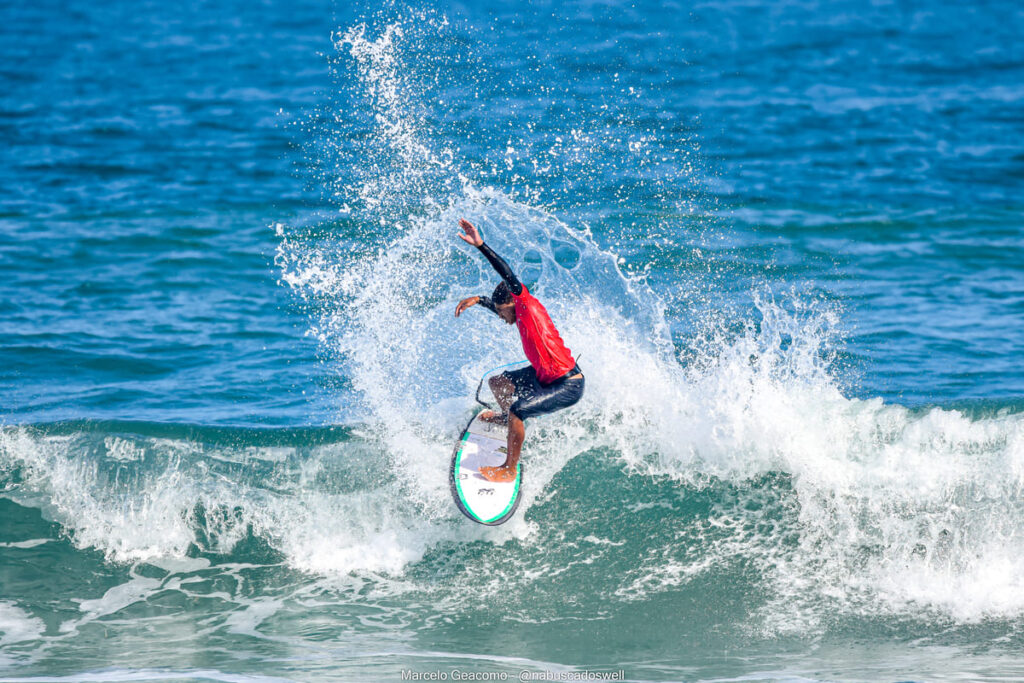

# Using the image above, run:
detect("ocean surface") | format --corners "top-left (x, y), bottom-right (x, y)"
top-left (2, 0), bottom-right (1024, 680)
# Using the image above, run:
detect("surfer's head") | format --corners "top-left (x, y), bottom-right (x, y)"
top-left (491, 282), bottom-right (516, 324)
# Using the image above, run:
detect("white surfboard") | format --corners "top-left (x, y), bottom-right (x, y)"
top-left (449, 411), bottom-right (523, 525)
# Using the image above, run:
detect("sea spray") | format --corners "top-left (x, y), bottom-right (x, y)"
top-left (0, 11), bottom-right (1021, 641)
top-left (278, 15), bottom-right (684, 517)
top-left (273, 15), bottom-right (1024, 629)
top-left (5, 1), bottom-right (1024, 678)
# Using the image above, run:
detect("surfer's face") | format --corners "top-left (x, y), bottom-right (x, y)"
top-left (496, 302), bottom-right (516, 325)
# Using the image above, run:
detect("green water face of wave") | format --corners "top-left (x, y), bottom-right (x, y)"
top-left (4, 416), bottom-right (1024, 680)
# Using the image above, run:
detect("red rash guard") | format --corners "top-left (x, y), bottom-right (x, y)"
top-left (474, 241), bottom-right (576, 384)
top-left (512, 286), bottom-right (575, 384)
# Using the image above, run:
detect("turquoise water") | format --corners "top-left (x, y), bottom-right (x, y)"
top-left (2, 1), bottom-right (1024, 681)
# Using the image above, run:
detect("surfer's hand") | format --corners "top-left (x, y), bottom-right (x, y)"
top-left (455, 296), bottom-right (480, 317)
top-left (458, 219), bottom-right (484, 247)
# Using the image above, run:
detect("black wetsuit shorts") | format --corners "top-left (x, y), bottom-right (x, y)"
top-left (501, 364), bottom-right (585, 421)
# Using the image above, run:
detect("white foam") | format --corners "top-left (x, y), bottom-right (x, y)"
top-left (0, 601), bottom-right (45, 645)
top-left (0, 428), bottom-right (200, 563)
top-left (270, 16), bottom-right (1024, 628)
top-left (61, 576), bottom-right (163, 635)
top-left (1, 14), bottom-right (1022, 635)
top-left (0, 539), bottom-right (51, 549)
top-left (222, 599), bottom-right (283, 638)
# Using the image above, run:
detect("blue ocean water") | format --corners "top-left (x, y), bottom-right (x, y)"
top-left (2, 0), bottom-right (1023, 681)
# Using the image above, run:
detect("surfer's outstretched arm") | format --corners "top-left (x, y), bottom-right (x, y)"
top-left (457, 219), bottom-right (523, 295)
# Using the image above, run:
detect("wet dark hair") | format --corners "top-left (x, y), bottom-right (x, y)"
top-left (491, 281), bottom-right (513, 306)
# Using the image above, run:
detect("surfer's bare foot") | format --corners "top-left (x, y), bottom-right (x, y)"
top-left (479, 410), bottom-right (508, 425)
top-left (479, 464), bottom-right (517, 483)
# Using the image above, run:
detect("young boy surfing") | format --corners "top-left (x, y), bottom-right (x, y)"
top-left (454, 219), bottom-right (584, 483)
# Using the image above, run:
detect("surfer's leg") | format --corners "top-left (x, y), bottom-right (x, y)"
top-left (482, 366), bottom-right (535, 423)
top-left (480, 412), bottom-right (526, 483)
top-left (480, 371), bottom-right (583, 484)
top-left (488, 374), bottom-right (516, 413)
top-left (504, 412), bottom-right (525, 468)
top-left (480, 368), bottom-right (538, 483)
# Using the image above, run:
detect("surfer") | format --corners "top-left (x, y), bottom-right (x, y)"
top-left (454, 219), bottom-right (584, 483)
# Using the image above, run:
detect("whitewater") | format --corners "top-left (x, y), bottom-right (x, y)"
top-left (3, 2), bottom-right (1024, 681)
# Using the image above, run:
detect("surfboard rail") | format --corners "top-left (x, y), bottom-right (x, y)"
top-left (449, 411), bottom-right (524, 526)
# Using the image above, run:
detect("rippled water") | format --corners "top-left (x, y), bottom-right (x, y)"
top-left (2, 1), bottom-right (1023, 681)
